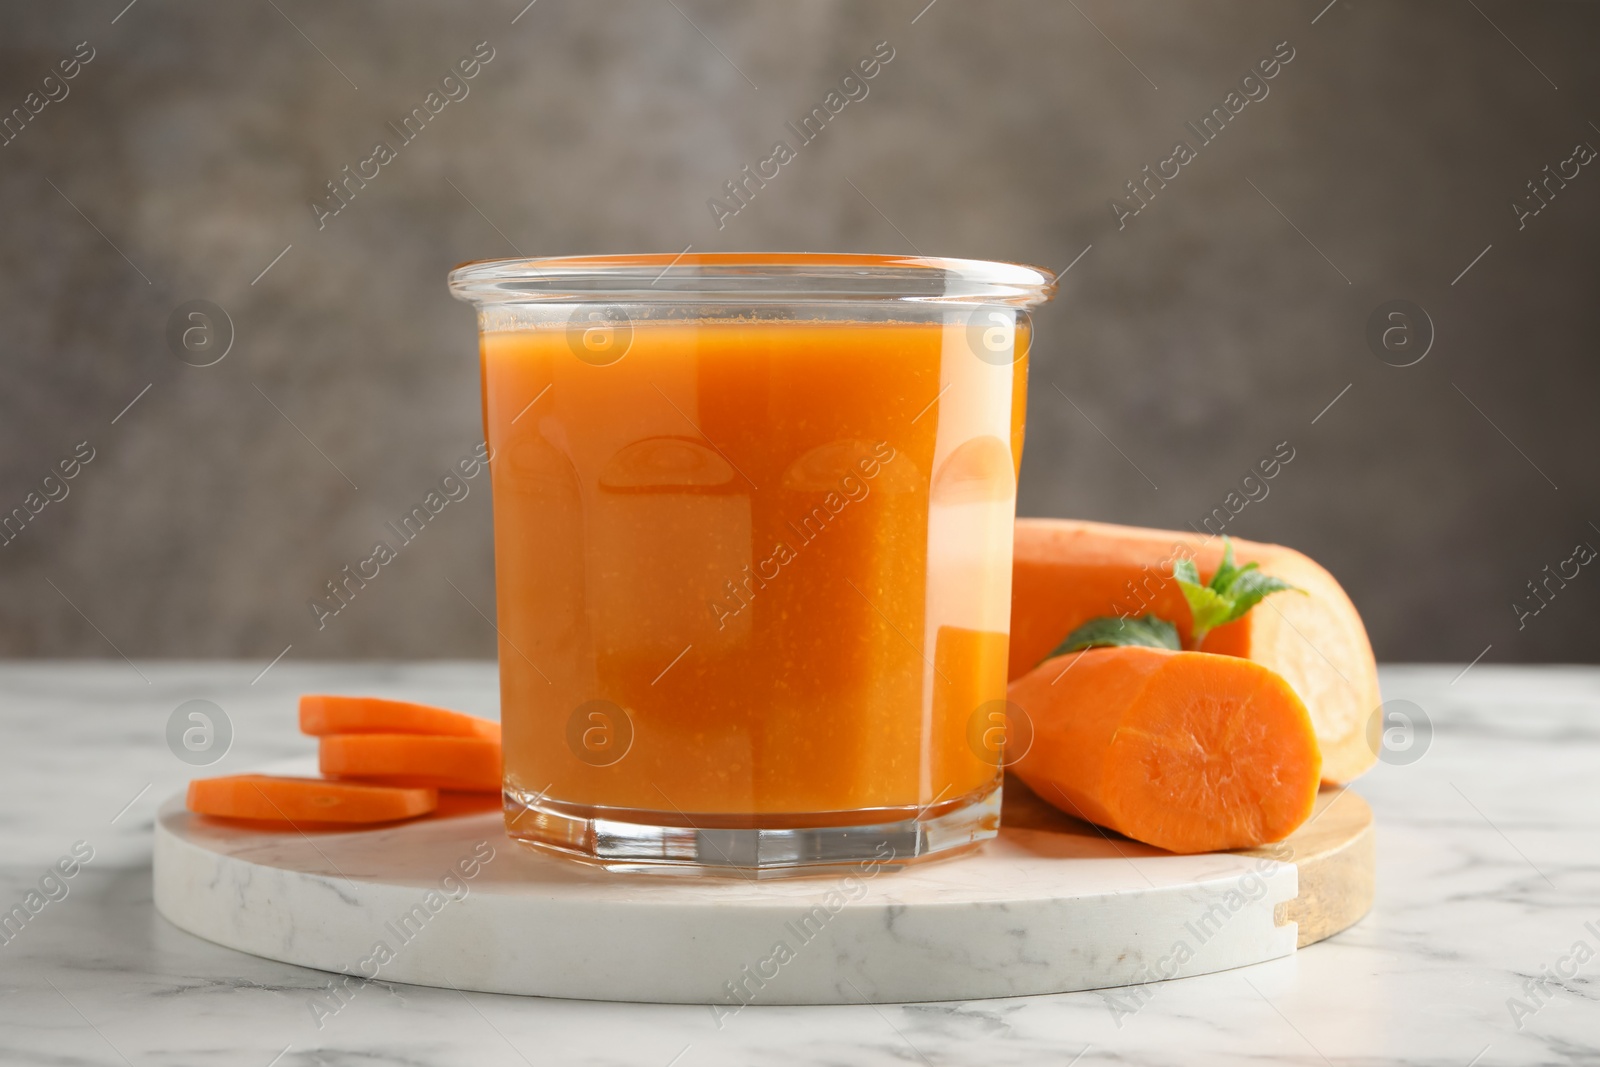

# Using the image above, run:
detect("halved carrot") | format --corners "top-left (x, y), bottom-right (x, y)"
top-left (319, 733), bottom-right (501, 792)
top-left (1011, 519), bottom-right (1380, 784)
top-left (1008, 646), bottom-right (1321, 854)
top-left (186, 774), bottom-right (437, 825)
top-left (299, 695), bottom-right (500, 740)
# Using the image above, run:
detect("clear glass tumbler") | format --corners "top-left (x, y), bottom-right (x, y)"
top-left (448, 254), bottom-right (1055, 872)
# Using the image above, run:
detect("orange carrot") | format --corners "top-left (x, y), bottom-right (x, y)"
top-left (1008, 646), bottom-right (1321, 854)
top-left (299, 695), bottom-right (500, 740)
top-left (186, 774), bottom-right (437, 825)
top-left (432, 790), bottom-right (503, 819)
top-left (319, 733), bottom-right (501, 792)
top-left (1011, 518), bottom-right (1379, 784)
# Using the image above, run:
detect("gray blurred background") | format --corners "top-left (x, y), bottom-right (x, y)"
top-left (2, 1), bottom-right (1596, 665)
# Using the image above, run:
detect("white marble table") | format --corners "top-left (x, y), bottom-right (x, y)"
top-left (1, 662), bottom-right (1595, 1065)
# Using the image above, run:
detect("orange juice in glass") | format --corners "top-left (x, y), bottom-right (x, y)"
top-left (448, 254), bottom-right (1054, 871)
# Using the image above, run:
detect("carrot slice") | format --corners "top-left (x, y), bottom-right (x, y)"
top-left (319, 733), bottom-right (501, 792)
top-left (1010, 518), bottom-right (1380, 784)
top-left (1008, 646), bottom-right (1321, 854)
top-left (299, 695), bottom-right (500, 741)
top-left (186, 774), bottom-right (437, 825)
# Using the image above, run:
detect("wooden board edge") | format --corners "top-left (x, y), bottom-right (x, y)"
top-left (1260, 789), bottom-right (1376, 948)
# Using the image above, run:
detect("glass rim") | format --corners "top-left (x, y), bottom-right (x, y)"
top-left (447, 252), bottom-right (1057, 307)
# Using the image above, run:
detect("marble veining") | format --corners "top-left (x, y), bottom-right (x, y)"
top-left (1, 663), bottom-right (1596, 1064)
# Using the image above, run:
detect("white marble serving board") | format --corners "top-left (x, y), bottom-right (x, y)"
top-left (153, 763), bottom-right (1301, 1006)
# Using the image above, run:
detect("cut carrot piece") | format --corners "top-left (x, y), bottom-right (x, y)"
top-left (1010, 519), bottom-right (1380, 784)
top-left (1008, 646), bottom-right (1321, 854)
top-left (320, 733), bottom-right (501, 792)
top-left (432, 790), bottom-right (504, 818)
top-left (299, 695), bottom-right (500, 741)
top-left (186, 774), bottom-right (437, 825)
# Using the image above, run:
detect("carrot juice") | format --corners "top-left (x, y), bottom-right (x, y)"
top-left (452, 254), bottom-right (1054, 869)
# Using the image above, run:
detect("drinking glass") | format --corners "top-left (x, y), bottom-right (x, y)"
top-left (448, 253), bottom-right (1055, 872)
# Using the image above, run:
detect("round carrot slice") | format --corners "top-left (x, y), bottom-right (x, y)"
top-left (299, 695), bottom-right (500, 740)
top-left (319, 733), bottom-right (502, 792)
top-left (186, 774), bottom-right (437, 825)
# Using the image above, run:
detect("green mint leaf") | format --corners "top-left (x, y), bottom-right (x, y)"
top-left (1171, 536), bottom-right (1300, 646)
top-left (1208, 539), bottom-right (1244, 595)
top-left (1218, 569), bottom-right (1301, 624)
top-left (1048, 614), bottom-right (1181, 658)
top-left (1176, 577), bottom-right (1234, 646)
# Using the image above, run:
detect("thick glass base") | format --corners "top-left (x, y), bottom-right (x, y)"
top-left (503, 783), bottom-right (1001, 876)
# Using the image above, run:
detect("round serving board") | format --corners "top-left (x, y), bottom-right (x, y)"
top-left (153, 772), bottom-right (1373, 1005)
